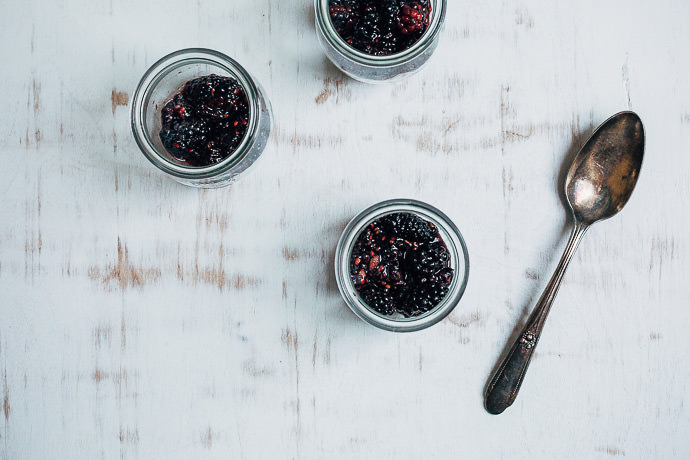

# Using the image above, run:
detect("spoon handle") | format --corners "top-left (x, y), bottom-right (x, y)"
top-left (485, 222), bottom-right (588, 415)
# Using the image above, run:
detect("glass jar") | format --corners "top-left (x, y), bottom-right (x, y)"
top-left (314, 0), bottom-right (447, 83)
top-left (131, 48), bottom-right (272, 188)
top-left (335, 199), bottom-right (469, 332)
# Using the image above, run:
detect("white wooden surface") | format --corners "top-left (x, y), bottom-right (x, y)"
top-left (1, 0), bottom-right (689, 458)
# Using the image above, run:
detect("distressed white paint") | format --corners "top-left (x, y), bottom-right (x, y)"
top-left (1, 0), bottom-right (689, 458)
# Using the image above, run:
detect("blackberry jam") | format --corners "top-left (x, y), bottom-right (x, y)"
top-left (159, 75), bottom-right (250, 167)
top-left (131, 49), bottom-right (272, 188)
top-left (335, 199), bottom-right (469, 332)
top-left (328, 0), bottom-right (432, 57)
top-left (315, 0), bottom-right (446, 83)
top-left (350, 213), bottom-right (453, 317)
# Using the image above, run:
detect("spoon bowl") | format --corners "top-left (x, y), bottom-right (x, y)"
top-left (566, 112), bottom-right (645, 225)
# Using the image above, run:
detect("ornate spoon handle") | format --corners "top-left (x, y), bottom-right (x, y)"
top-left (485, 222), bottom-right (588, 415)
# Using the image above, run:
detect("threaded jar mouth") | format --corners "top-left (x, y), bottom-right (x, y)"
top-left (335, 199), bottom-right (469, 332)
top-left (130, 48), bottom-right (262, 181)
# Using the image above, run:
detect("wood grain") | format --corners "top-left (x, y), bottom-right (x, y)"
top-left (1, 0), bottom-right (689, 458)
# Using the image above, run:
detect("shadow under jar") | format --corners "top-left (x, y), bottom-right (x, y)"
top-left (131, 48), bottom-right (272, 188)
top-left (315, 0), bottom-right (447, 83)
top-left (335, 199), bottom-right (469, 332)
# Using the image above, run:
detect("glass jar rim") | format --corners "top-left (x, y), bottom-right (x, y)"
top-left (130, 48), bottom-right (261, 180)
top-left (335, 198), bottom-right (470, 332)
top-left (315, 0), bottom-right (447, 67)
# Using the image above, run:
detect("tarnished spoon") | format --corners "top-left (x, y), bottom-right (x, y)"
top-left (484, 111), bottom-right (645, 415)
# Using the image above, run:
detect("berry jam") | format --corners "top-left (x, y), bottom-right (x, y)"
top-left (328, 0), bottom-right (432, 56)
top-left (350, 212), bottom-right (454, 317)
top-left (159, 75), bottom-right (250, 167)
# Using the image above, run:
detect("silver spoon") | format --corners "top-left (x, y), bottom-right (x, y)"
top-left (484, 111), bottom-right (645, 415)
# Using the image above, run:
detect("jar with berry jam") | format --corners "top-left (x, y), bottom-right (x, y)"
top-left (315, 0), bottom-right (447, 83)
top-left (131, 48), bottom-right (272, 188)
top-left (335, 199), bottom-right (469, 332)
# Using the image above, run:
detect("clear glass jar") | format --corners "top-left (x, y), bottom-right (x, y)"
top-left (335, 199), bottom-right (469, 332)
top-left (314, 0), bottom-right (447, 83)
top-left (131, 48), bottom-right (272, 188)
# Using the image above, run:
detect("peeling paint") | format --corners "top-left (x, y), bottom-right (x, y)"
top-left (111, 89), bottom-right (129, 115)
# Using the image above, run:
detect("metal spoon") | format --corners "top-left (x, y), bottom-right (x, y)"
top-left (484, 111), bottom-right (645, 415)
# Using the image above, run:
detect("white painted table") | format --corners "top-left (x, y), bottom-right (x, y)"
top-left (1, 0), bottom-right (689, 458)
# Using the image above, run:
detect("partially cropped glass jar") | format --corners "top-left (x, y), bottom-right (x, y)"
top-left (314, 0), bottom-right (447, 83)
top-left (335, 199), bottom-right (469, 332)
top-left (131, 48), bottom-right (272, 188)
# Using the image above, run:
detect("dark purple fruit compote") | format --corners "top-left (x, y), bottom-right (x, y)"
top-left (328, 0), bottom-right (432, 56)
top-left (159, 75), bottom-right (249, 167)
top-left (350, 212), bottom-right (454, 317)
